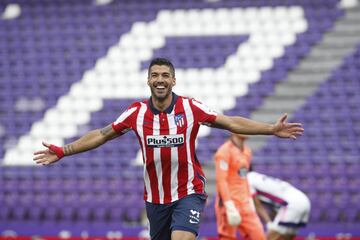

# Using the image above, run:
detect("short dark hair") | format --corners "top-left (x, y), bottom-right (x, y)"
top-left (148, 58), bottom-right (175, 77)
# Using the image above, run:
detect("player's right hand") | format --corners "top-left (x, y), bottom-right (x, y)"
top-left (33, 142), bottom-right (63, 165)
top-left (224, 200), bottom-right (242, 226)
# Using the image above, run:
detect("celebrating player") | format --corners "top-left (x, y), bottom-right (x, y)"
top-left (34, 58), bottom-right (303, 240)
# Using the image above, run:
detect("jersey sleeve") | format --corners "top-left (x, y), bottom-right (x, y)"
top-left (190, 98), bottom-right (218, 126)
top-left (215, 144), bottom-right (232, 202)
top-left (111, 102), bottom-right (139, 135)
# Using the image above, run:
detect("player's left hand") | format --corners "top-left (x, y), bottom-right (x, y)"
top-left (273, 114), bottom-right (304, 140)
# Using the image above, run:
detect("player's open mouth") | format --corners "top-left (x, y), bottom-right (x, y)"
top-left (155, 86), bottom-right (167, 93)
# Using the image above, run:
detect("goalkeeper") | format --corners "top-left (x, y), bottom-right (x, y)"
top-left (214, 134), bottom-right (266, 240)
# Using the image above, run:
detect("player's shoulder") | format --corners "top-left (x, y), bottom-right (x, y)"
top-left (173, 95), bottom-right (200, 107)
top-left (128, 99), bottom-right (147, 109)
top-left (177, 95), bottom-right (200, 102)
top-left (244, 145), bottom-right (252, 154)
top-left (215, 140), bottom-right (232, 155)
top-left (175, 95), bottom-right (191, 103)
top-left (186, 97), bottom-right (215, 113)
top-left (119, 100), bottom-right (145, 115)
top-left (188, 96), bottom-right (203, 104)
top-left (247, 171), bottom-right (263, 181)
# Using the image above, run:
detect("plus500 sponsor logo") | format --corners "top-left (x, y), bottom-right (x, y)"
top-left (146, 134), bottom-right (184, 148)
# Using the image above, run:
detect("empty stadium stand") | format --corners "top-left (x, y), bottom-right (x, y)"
top-left (0, 0), bottom-right (359, 238)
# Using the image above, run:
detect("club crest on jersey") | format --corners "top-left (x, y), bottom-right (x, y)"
top-left (146, 134), bottom-right (184, 148)
top-left (238, 167), bottom-right (248, 178)
top-left (174, 114), bottom-right (185, 127)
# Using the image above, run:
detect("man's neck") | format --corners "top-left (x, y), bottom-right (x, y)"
top-left (151, 93), bottom-right (173, 112)
top-left (230, 137), bottom-right (244, 151)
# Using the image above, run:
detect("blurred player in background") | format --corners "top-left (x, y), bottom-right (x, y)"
top-left (248, 171), bottom-right (311, 240)
top-left (214, 134), bottom-right (266, 240)
top-left (33, 58), bottom-right (303, 240)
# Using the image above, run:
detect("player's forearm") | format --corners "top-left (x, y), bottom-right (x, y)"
top-left (254, 197), bottom-right (271, 223)
top-left (218, 187), bottom-right (232, 202)
top-left (258, 208), bottom-right (271, 223)
top-left (227, 116), bottom-right (275, 135)
top-left (216, 175), bottom-right (232, 202)
top-left (63, 129), bottom-right (108, 156)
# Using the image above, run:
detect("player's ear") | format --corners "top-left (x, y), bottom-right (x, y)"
top-left (172, 77), bottom-right (176, 86)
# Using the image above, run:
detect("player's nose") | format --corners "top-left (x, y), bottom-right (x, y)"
top-left (155, 77), bottom-right (166, 85)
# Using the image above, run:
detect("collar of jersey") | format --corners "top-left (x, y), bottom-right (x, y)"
top-left (148, 92), bottom-right (178, 115)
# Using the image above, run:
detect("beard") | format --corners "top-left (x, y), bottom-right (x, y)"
top-left (150, 84), bottom-right (173, 102)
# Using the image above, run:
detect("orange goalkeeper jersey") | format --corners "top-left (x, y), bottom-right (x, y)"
top-left (215, 139), bottom-right (253, 212)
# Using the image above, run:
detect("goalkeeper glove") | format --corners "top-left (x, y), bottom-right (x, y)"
top-left (224, 200), bottom-right (241, 226)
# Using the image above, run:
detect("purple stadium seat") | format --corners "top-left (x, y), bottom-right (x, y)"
top-left (0, 0), bottom-right (358, 237)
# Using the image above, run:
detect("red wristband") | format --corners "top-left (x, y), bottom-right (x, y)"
top-left (49, 144), bottom-right (65, 159)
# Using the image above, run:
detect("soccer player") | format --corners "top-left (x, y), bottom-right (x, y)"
top-left (248, 171), bottom-right (311, 240)
top-left (33, 58), bottom-right (304, 240)
top-left (214, 134), bottom-right (266, 240)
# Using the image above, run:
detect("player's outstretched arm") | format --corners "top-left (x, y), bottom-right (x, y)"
top-left (212, 113), bottom-right (303, 139)
top-left (33, 124), bottom-right (119, 165)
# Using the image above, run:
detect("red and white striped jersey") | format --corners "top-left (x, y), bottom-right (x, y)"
top-left (112, 93), bottom-right (218, 204)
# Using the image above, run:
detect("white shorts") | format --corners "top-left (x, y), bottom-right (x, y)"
top-left (268, 189), bottom-right (311, 235)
